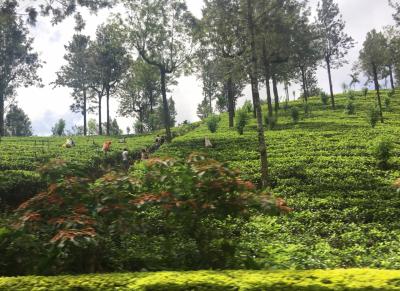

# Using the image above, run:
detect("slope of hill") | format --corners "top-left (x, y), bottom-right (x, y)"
top-left (155, 90), bottom-right (400, 269)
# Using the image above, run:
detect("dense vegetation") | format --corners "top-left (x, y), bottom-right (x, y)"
top-left (155, 90), bottom-right (400, 269)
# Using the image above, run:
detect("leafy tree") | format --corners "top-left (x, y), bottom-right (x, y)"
top-left (383, 25), bottom-right (399, 90)
top-left (88, 22), bottom-right (130, 136)
top-left (317, 0), bottom-right (354, 109)
top-left (4, 104), bottom-right (32, 136)
top-left (359, 29), bottom-right (387, 123)
top-left (201, 0), bottom-right (247, 128)
top-left (123, 0), bottom-right (196, 142)
top-left (55, 32), bottom-right (93, 136)
top-left (88, 118), bottom-right (98, 135)
top-left (118, 59), bottom-right (161, 134)
top-left (52, 119), bottom-right (66, 136)
top-left (349, 72), bottom-right (360, 90)
top-left (197, 97), bottom-right (212, 120)
top-left (108, 118), bottom-right (122, 136)
top-left (0, 0), bottom-right (41, 136)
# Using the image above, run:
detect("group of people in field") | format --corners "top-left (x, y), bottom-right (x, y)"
top-left (61, 134), bottom-right (165, 172)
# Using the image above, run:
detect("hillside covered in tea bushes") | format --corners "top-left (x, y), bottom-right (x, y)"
top-left (155, 90), bottom-right (400, 269)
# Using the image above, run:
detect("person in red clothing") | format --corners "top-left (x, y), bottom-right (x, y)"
top-left (102, 141), bottom-right (112, 154)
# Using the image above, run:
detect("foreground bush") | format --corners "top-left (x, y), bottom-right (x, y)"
top-left (1, 269), bottom-right (400, 290)
top-left (2, 155), bottom-right (283, 275)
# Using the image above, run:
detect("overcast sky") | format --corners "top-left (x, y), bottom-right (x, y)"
top-left (14, 0), bottom-right (396, 136)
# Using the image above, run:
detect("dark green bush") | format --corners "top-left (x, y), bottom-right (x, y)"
top-left (385, 96), bottom-right (391, 110)
top-left (372, 139), bottom-right (393, 169)
top-left (207, 115), bottom-right (220, 133)
top-left (347, 90), bottom-right (356, 100)
top-left (242, 100), bottom-right (253, 113)
top-left (367, 106), bottom-right (380, 128)
top-left (290, 107), bottom-right (300, 123)
top-left (320, 92), bottom-right (329, 106)
top-left (388, 89), bottom-right (395, 98)
top-left (264, 113), bottom-right (277, 130)
top-left (362, 87), bottom-right (368, 98)
top-left (344, 101), bottom-right (355, 115)
top-left (0, 171), bottom-right (45, 209)
top-left (235, 109), bottom-right (249, 135)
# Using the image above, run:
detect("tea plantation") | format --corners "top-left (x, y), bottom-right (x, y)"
top-left (156, 90), bottom-right (400, 269)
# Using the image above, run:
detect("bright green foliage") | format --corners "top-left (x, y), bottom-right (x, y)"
top-left (236, 109), bottom-right (249, 135)
top-left (155, 90), bottom-right (400, 269)
top-left (2, 269), bottom-right (400, 290)
top-left (372, 138), bottom-right (393, 169)
top-left (207, 115), bottom-right (220, 133)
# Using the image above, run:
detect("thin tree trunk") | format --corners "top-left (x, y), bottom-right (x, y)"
top-left (284, 81), bottom-right (289, 110)
top-left (373, 64), bottom-right (384, 123)
top-left (0, 91), bottom-right (4, 137)
top-left (272, 74), bottom-right (279, 114)
top-left (247, 0), bottom-right (269, 188)
top-left (227, 77), bottom-right (235, 127)
top-left (326, 58), bottom-right (335, 109)
top-left (106, 87), bottom-right (110, 136)
top-left (300, 66), bottom-right (308, 103)
top-left (262, 44), bottom-right (273, 117)
top-left (389, 64), bottom-right (395, 91)
top-left (83, 89), bottom-right (87, 136)
top-left (98, 93), bottom-right (103, 135)
top-left (160, 68), bottom-right (172, 142)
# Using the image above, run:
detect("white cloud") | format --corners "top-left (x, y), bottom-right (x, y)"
top-left (15, 0), bottom-right (396, 135)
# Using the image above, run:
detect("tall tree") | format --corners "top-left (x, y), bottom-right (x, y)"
top-left (359, 29), bottom-right (387, 123)
top-left (123, 0), bottom-right (196, 142)
top-left (0, 0), bottom-right (41, 136)
top-left (245, 0), bottom-right (269, 188)
top-left (89, 22), bottom-right (130, 136)
top-left (5, 104), bottom-right (32, 136)
top-left (55, 31), bottom-right (92, 136)
top-left (317, 0), bottom-right (354, 109)
top-left (201, 0), bottom-right (247, 128)
top-left (383, 25), bottom-right (399, 90)
top-left (52, 119), bottom-right (66, 136)
top-left (118, 59), bottom-right (161, 134)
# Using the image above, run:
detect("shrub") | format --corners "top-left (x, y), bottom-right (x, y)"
top-left (388, 89), bottom-right (395, 98)
top-left (1, 269), bottom-right (400, 290)
top-left (362, 87), bottom-right (368, 98)
top-left (344, 101), bottom-right (355, 115)
top-left (236, 109), bottom-right (249, 135)
top-left (206, 115), bottom-right (220, 133)
top-left (372, 139), bottom-right (393, 169)
top-left (384, 96), bottom-right (391, 110)
top-left (290, 107), bottom-right (300, 123)
top-left (0, 171), bottom-right (45, 209)
top-left (9, 155), bottom-right (281, 274)
top-left (303, 103), bottom-right (311, 115)
top-left (264, 114), bottom-right (277, 130)
top-left (367, 106), bottom-right (380, 128)
top-left (347, 90), bottom-right (356, 100)
top-left (320, 92), bottom-right (329, 106)
top-left (242, 100), bottom-right (253, 113)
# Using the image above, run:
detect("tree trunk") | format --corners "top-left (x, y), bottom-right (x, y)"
top-left (284, 81), bottom-right (289, 110)
top-left (106, 86), bottom-right (110, 136)
top-left (272, 74), bottom-right (279, 114)
top-left (0, 91), bottom-right (4, 137)
top-left (262, 44), bottom-right (273, 118)
top-left (160, 68), bottom-right (172, 142)
top-left (326, 58), bottom-right (335, 109)
top-left (227, 77), bottom-right (235, 127)
top-left (373, 64), bottom-right (384, 123)
top-left (83, 89), bottom-right (87, 136)
top-left (389, 64), bottom-right (395, 91)
top-left (247, 0), bottom-right (269, 188)
top-left (300, 66), bottom-right (308, 103)
top-left (98, 93), bottom-right (103, 135)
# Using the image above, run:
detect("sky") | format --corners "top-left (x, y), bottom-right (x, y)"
top-left (14, 0), bottom-right (396, 136)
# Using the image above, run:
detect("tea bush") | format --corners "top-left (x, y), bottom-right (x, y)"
top-left (207, 115), bottom-right (220, 133)
top-left (290, 107), bottom-right (300, 123)
top-left (236, 109), bottom-right (249, 135)
top-left (2, 269), bottom-right (400, 290)
top-left (372, 138), bottom-right (393, 169)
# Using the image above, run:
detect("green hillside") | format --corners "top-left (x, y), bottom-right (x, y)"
top-left (155, 90), bottom-right (400, 269)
